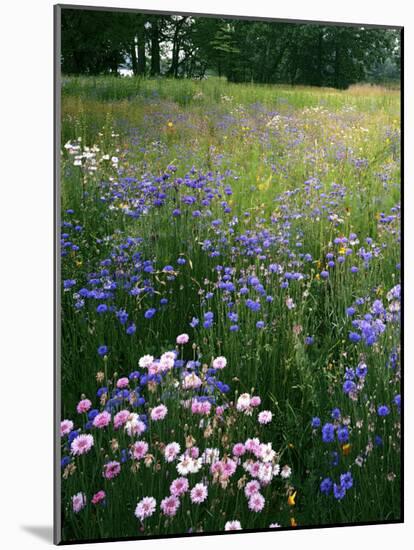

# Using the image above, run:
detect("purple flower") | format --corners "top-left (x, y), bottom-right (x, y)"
top-left (320, 477), bottom-right (333, 495)
top-left (311, 417), bottom-right (321, 428)
top-left (144, 308), bottom-right (156, 319)
top-left (322, 423), bottom-right (335, 443)
top-left (337, 426), bottom-right (349, 443)
top-left (377, 404), bottom-right (390, 417)
top-left (333, 483), bottom-right (346, 501)
top-left (340, 472), bottom-right (353, 490)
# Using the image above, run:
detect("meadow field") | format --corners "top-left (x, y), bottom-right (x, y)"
top-left (59, 76), bottom-right (401, 541)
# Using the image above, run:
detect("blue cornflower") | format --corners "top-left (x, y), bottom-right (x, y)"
top-left (340, 472), bottom-right (353, 490)
top-left (350, 266), bottom-right (359, 273)
top-left (322, 423), bottom-right (335, 443)
top-left (116, 309), bottom-right (129, 324)
top-left (377, 404), bottom-right (390, 417)
top-left (311, 417), bottom-right (321, 428)
top-left (246, 299), bottom-right (261, 312)
top-left (344, 368), bottom-right (355, 380)
top-left (305, 336), bottom-right (314, 345)
top-left (87, 409), bottom-right (99, 421)
top-left (98, 345), bottom-right (108, 356)
top-left (126, 324), bottom-right (136, 335)
top-left (337, 426), bottom-right (349, 443)
top-left (349, 332), bottom-right (361, 343)
top-left (331, 408), bottom-right (341, 420)
top-left (343, 380), bottom-right (357, 395)
top-left (190, 317), bottom-right (199, 328)
top-left (356, 362), bottom-right (368, 378)
top-left (230, 325), bottom-right (239, 332)
top-left (394, 394), bottom-right (401, 411)
top-left (256, 321), bottom-right (265, 329)
top-left (320, 477), bottom-right (333, 495)
top-left (320, 270), bottom-right (329, 279)
top-left (177, 258), bottom-right (186, 265)
top-left (61, 456), bottom-right (72, 468)
top-left (144, 308), bottom-right (156, 319)
top-left (68, 430), bottom-right (80, 444)
top-left (333, 483), bottom-right (346, 501)
top-left (374, 435), bottom-right (383, 447)
top-left (63, 279), bottom-right (76, 289)
top-left (96, 304), bottom-right (108, 314)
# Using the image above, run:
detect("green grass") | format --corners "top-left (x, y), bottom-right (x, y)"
top-left (59, 76), bottom-right (401, 541)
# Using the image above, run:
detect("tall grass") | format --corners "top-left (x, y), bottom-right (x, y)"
top-left (59, 75), bottom-right (401, 541)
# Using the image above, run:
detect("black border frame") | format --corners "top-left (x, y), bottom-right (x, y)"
top-left (53, 4), bottom-right (404, 545)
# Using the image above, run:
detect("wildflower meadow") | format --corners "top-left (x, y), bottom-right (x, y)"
top-left (58, 14), bottom-right (401, 543)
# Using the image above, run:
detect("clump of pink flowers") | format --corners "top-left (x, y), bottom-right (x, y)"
top-left (135, 497), bottom-right (156, 521)
top-left (61, 335), bottom-right (292, 534)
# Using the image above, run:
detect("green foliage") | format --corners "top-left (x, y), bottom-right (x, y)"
top-left (60, 8), bottom-right (401, 89)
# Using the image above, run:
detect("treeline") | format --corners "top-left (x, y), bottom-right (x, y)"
top-left (61, 9), bottom-right (400, 89)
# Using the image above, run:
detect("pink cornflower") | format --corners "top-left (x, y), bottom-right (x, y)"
top-left (225, 520), bottom-right (242, 531)
top-left (250, 396), bottom-right (261, 407)
top-left (236, 393), bottom-right (251, 412)
top-left (70, 433), bottom-right (94, 456)
top-left (176, 333), bottom-right (189, 345)
top-left (191, 399), bottom-right (211, 415)
top-left (248, 461), bottom-right (262, 478)
top-left (245, 437), bottom-right (261, 454)
top-left (72, 492), bottom-right (86, 513)
top-left (164, 442), bottom-right (181, 462)
top-left (244, 480), bottom-right (260, 498)
top-left (232, 443), bottom-right (246, 457)
top-left (248, 492), bottom-right (265, 513)
top-left (60, 419), bottom-right (74, 436)
top-left (132, 440), bottom-right (149, 460)
top-left (76, 399), bottom-right (92, 414)
top-left (91, 490), bottom-right (106, 505)
top-left (125, 413), bottom-right (146, 436)
top-left (159, 352), bottom-right (176, 372)
top-left (212, 356), bottom-right (227, 370)
top-left (116, 377), bottom-right (129, 389)
top-left (113, 409), bottom-right (130, 429)
top-left (221, 459), bottom-right (237, 478)
top-left (160, 495), bottom-right (180, 517)
top-left (188, 446), bottom-right (200, 459)
top-left (93, 411), bottom-right (111, 429)
top-left (258, 410), bottom-right (273, 425)
top-left (215, 406), bottom-right (225, 416)
top-left (135, 497), bottom-right (156, 521)
top-left (103, 460), bottom-right (121, 480)
top-left (182, 372), bottom-right (202, 390)
top-left (190, 483), bottom-right (208, 504)
top-left (150, 404), bottom-right (168, 422)
top-left (170, 477), bottom-right (189, 497)
top-left (138, 355), bottom-right (154, 369)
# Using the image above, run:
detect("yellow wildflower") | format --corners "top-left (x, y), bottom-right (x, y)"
top-left (288, 491), bottom-right (297, 506)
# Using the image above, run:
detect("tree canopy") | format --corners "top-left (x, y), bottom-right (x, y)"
top-left (61, 8), bottom-right (401, 89)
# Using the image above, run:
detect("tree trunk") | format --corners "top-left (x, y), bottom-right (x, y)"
top-left (150, 19), bottom-right (161, 75)
top-left (137, 24), bottom-right (146, 75)
top-left (316, 30), bottom-right (323, 86)
top-left (168, 18), bottom-right (186, 77)
top-left (130, 40), bottom-right (138, 75)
